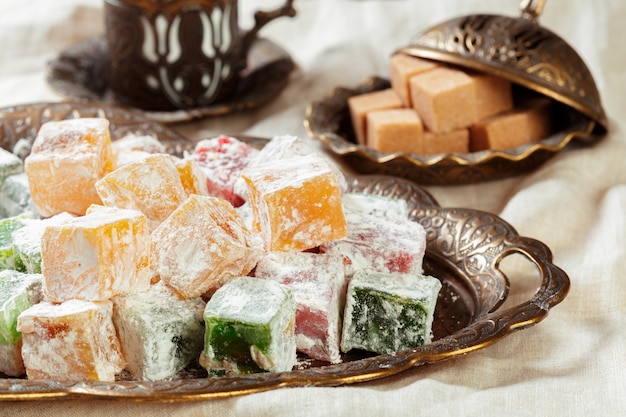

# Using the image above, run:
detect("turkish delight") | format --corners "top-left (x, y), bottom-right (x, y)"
top-left (409, 66), bottom-right (479, 133)
top-left (237, 135), bottom-right (348, 194)
top-left (24, 118), bottom-right (116, 217)
top-left (175, 157), bottom-right (210, 197)
top-left (0, 173), bottom-right (39, 219)
top-left (390, 54), bottom-right (439, 107)
top-left (469, 98), bottom-right (553, 151)
top-left (17, 299), bottom-right (125, 381)
top-left (423, 128), bottom-right (470, 155)
top-left (366, 108), bottom-right (424, 153)
top-left (95, 153), bottom-right (187, 230)
top-left (190, 136), bottom-right (259, 207)
top-left (0, 213), bottom-right (32, 272)
top-left (348, 88), bottom-right (404, 145)
top-left (41, 205), bottom-right (150, 303)
top-left (321, 214), bottom-right (426, 278)
top-left (0, 147), bottom-right (23, 182)
top-left (200, 276), bottom-right (297, 375)
top-left (341, 192), bottom-right (409, 222)
top-left (254, 251), bottom-right (346, 363)
top-left (0, 270), bottom-right (43, 376)
top-left (241, 154), bottom-right (347, 252)
top-left (10, 212), bottom-right (74, 274)
top-left (341, 270), bottom-right (441, 354)
top-left (151, 195), bottom-right (263, 299)
top-left (112, 283), bottom-right (205, 381)
top-left (111, 133), bottom-right (167, 167)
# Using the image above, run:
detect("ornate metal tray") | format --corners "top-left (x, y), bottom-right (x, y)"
top-left (0, 102), bottom-right (569, 401)
top-left (46, 36), bottom-right (295, 124)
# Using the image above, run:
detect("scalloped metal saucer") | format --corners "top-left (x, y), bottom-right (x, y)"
top-left (0, 102), bottom-right (569, 401)
top-left (46, 36), bottom-right (295, 124)
top-left (305, 0), bottom-right (607, 185)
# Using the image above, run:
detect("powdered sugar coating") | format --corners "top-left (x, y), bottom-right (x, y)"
top-left (254, 251), bottom-right (346, 363)
top-left (16, 299), bottom-right (125, 381)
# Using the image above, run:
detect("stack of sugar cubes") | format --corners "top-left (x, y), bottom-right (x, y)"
top-left (0, 117), bottom-right (441, 381)
top-left (349, 54), bottom-right (553, 155)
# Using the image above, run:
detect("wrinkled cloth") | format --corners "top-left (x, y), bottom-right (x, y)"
top-left (1, 1), bottom-right (625, 416)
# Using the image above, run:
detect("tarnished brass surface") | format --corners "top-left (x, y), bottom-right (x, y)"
top-left (0, 102), bottom-right (569, 401)
top-left (399, 0), bottom-right (606, 130)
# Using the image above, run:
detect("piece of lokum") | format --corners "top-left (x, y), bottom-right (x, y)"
top-left (151, 195), bottom-right (263, 299)
top-left (175, 157), bottom-right (210, 197)
top-left (41, 205), bottom-right (150, 303)
top-left (0, 213), bottom-right (33, 272)
top-left (238, 135), bottom-right (348, 194)
top-left (0, 147), bottom-right (23, 184)
top-left (0, 173), bottom-right (39, 219)
top-left (341, 270), bottom-right (441, 354)
top-left (321, 214), bottom-right (426, 278)
top-left (17, 299), bottom-right (125, 381)
top-left (10, 213), bottom-right (74, 274)
top-left (254, 251), bottom-right (346, 363)
top-left (0, 270), bottom-right (43, 376)
top-left (112, 283), bottom-right (205, 381)
top-left (200, 276), bottom-right (297, 375)
top-left (190, 136), bottom-right (259, 207)
top-left (341, 192), bottom-right (409, 222)
top-left (241, 154), bottom-right (347, 252)
top-left (24, 118), bottom-right (116, 217)
top-left (111, 133), bottom-right (167, 167)
top-left (95, 153), bottom-right (187, 230)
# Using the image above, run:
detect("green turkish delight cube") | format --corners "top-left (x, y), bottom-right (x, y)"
top-left (201, 276), bottom-right (296, 375)
top-left (0, 270), bottom-right (43, 376)
top-left (0, 213), bottom-right (33, 272)
top-left (112, 283), bottom-right (206, 381)
top-left (0, 173), bottom-right (38, 219)
top-left (0, 148), bottom-right (23, 183)
top-left (341, 270), bottom-right (441, 355)
top-left (11, 212), bottom-right (74, 274)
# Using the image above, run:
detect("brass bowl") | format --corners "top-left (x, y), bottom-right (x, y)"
top-left (399, 0), bottom-right (607, 131)
top-left (305, 0), bottom-right (607, 185)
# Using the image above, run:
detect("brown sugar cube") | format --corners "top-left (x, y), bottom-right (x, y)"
top-left (471, 73), bottom-right (513, 120)
top-left (469, 98), bottom-right (553, 152)
top-left (348, 89), bottom-right (403, 145)
top-left (390, 54), bottom-right (439, 107)
top-left (423, 129), bottom-right (470, 155)
top-left (409, 67), bottom-right (479, 134)
top-left (366, 109), bottom-right (424, 154)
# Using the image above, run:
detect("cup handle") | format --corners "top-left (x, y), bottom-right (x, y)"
top-left (241, 0), bottom-right (296, 56)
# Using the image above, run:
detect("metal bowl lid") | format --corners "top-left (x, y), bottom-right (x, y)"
top-left (396, 0), bottom-right (607, 132)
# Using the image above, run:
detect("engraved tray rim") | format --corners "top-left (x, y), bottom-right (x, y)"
top-left (304, 76), bottom-right (604, 186)
top-left (0, 102), bottom-right (569, 402)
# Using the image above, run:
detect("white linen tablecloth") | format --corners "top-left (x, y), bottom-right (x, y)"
top-left (1, 1), bottom-right (625, 416)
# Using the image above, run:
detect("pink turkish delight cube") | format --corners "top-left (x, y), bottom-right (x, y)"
top-left (254, 251), bottom-right (346, 364)
top-left (190, 136), bottom-right (259, 207)
top-left (321, 215), bottom-right (426, 278)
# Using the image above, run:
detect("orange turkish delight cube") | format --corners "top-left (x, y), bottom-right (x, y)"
top-left (241, 154), bottom-right (347, 252)
top-left (95, 153), bottom-right (187, 230)
top-left (24, 118), bottom-right (116, 217)
top-left (175, 157), bottom-right (209, 197)
top-left (17, 299), bottom-right (125, 381)
top-left (41, 205), bottom-right (151, 303)
top-left (151, 195), bottom-right (263, 299)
